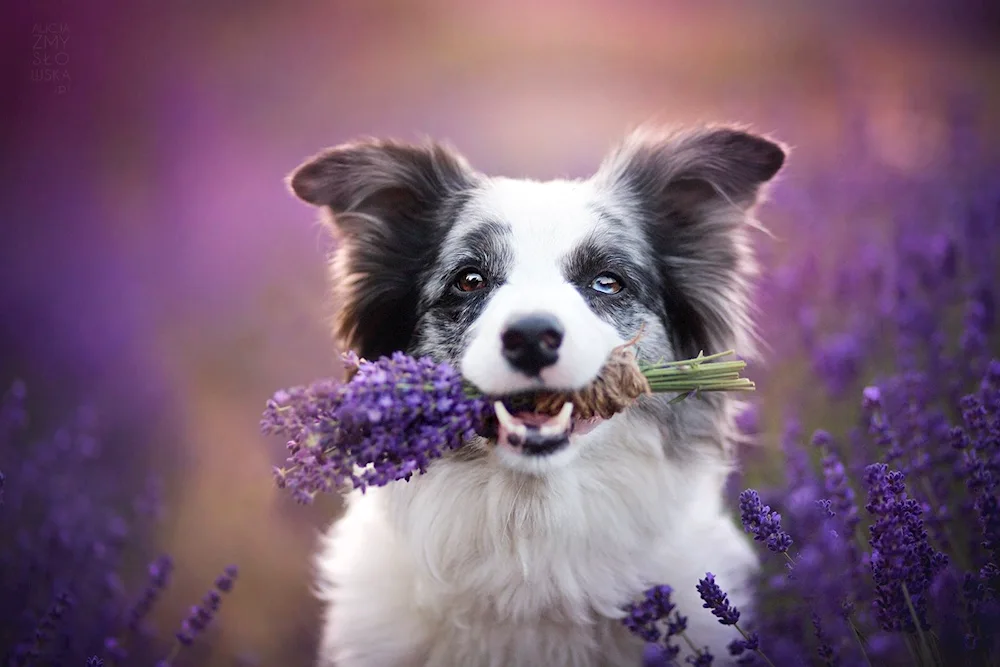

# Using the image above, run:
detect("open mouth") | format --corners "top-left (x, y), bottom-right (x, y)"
top-left (491, 401), bottom-right (604, 457)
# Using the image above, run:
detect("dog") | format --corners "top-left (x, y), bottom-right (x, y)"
top-left (288, 124), bottom-right (786, 667)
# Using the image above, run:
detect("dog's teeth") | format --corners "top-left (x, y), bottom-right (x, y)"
top-left (493, 401), bottom-right (515, 428)
top-left (539, 402), bottom-right (574, 437)
top-left (493, 401), bottom-right (528, 437)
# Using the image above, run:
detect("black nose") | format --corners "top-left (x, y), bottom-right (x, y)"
top-left (500, 314), bottom-right (564, 377)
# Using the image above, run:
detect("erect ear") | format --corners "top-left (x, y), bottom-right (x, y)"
top-left (595, 125), bottom-right (787, 213)
top-left (593, 126), bottom-right (788, 360)
top-left (287, 139), bottom-right (478, 359)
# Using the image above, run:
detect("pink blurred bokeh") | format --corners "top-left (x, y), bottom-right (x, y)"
top-left (2, 1), bottom-right (999, 664)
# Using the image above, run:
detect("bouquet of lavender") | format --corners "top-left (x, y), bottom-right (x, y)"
top-left (261, 342), bottom-right (755, 504)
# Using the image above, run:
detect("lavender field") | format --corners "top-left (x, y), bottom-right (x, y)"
top-left (1, 1), bottom-right (999, 665)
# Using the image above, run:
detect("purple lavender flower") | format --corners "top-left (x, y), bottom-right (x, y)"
top-left (0, 378), bottom-right (239, 665)
top-left (976, 492), bottom-right (1000, 564)
top-left (728, 631), bottom-right (759, 658)
top-left (962, 394), bottom-right (991, 443)
top-left (147, 564), bottom-right (241, 667)
top-left (811, 613), bottom-right (837, 666)
top-left (622, 584), bottom-right (733, 667)
top-left (983, 360), bottom-right (1000, 410)
top-left (812, 429), bottom-right (866, 587)
top-left (862, 386), bottom-right (905, 464)
top-left (176, 592), bottom-right (221, 646)
top-left (685, 650), bottom-right (715, 666)
top-left (10, 591), bottom-right (73, 666)
top-left (738, 490), bottom-right (793, 554)
top-left (263, 352), bottom-right (489, 501)
top-left (174, 566), bottom-right (238, 647)
top-left (215, 564), bottom-right (238, 592)
top-left (861, 385), bottom-right (881, 412)
top-left (864, 463), bottom-right (948, 633)
top-left (697, 573), bottom-right (740, 625)
top-left (960, 570), bottom-right (996, 651)
top-left (125, 555), bottom-right (174, 633)
top-left (693, 574), bottom-right (773, 666)
top-left (959, 294), bottom-right (990, 384)
top-left (623, 585), bottom-right (671, 642)
top-left (814, 432), bottom-right (859, 534)
top-left (710, 101), bottom-right (1000, 665)
top-left (642, 643), bottom-right (673, 667)
top-left (780, 418), bottom-right (809, 490)
top-left (815, 498), bottom-right (835, 519)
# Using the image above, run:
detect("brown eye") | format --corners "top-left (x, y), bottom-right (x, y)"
top-left (590, 273), bottom-right (623, 295)
top-left (454, 269), bottom-right (487, 293)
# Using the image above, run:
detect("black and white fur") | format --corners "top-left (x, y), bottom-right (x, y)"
top-left (289, 125), bottom-right (786, 667)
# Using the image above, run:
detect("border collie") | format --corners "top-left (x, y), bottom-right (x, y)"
top-left (288, 125), bottom-right (786, 667)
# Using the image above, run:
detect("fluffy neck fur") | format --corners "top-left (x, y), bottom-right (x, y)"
top-left (380, 409), bottom-right (732, 624)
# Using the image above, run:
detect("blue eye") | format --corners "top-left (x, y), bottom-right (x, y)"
top-left (590, 273), bottom-right (624, 295)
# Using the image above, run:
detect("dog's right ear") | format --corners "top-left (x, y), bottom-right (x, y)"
top-left (286, 139), bottom-right (478, 360)
top-left (288, 139), bottom-right (477, 232)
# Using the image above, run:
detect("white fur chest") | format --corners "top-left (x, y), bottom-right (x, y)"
top-left (314, 416), bottom-right (754, 667)
top-left (387, 418), bottom-right (679, 626)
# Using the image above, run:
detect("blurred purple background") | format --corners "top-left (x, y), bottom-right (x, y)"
top-left (2, 1), bottom-right (999, 664)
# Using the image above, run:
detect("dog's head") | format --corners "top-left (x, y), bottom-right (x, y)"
top-left (289, 126), bottom-right (785, 472)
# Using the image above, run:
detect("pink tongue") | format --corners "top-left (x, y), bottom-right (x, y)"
top-left (509, 411), bottom-right (604, 436)
top-left (512, 412), bottom-right (554, 427)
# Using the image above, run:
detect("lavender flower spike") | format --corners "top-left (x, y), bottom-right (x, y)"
top-left (738, 489), bottom-right (793, 553)
top-left (262, 352), bottom-right (490, 501)
top-left (621, 585), bottom-right (685, 663)
top-left (622, 585), bottom-right (676, 643)
top-left (698, 573), bottom-right (776, 667)
top-left (863, 463), bottom-right (948, 633)
top-left (155, 564), bottom-right (239, 666)
top-left (697, 573), bottom-right (741, 625)
top-left (128, 555), bottom-right (174, 631)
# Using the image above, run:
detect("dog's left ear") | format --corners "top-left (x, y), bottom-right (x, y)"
top-left (595, 125), bottom-right (787, 213)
